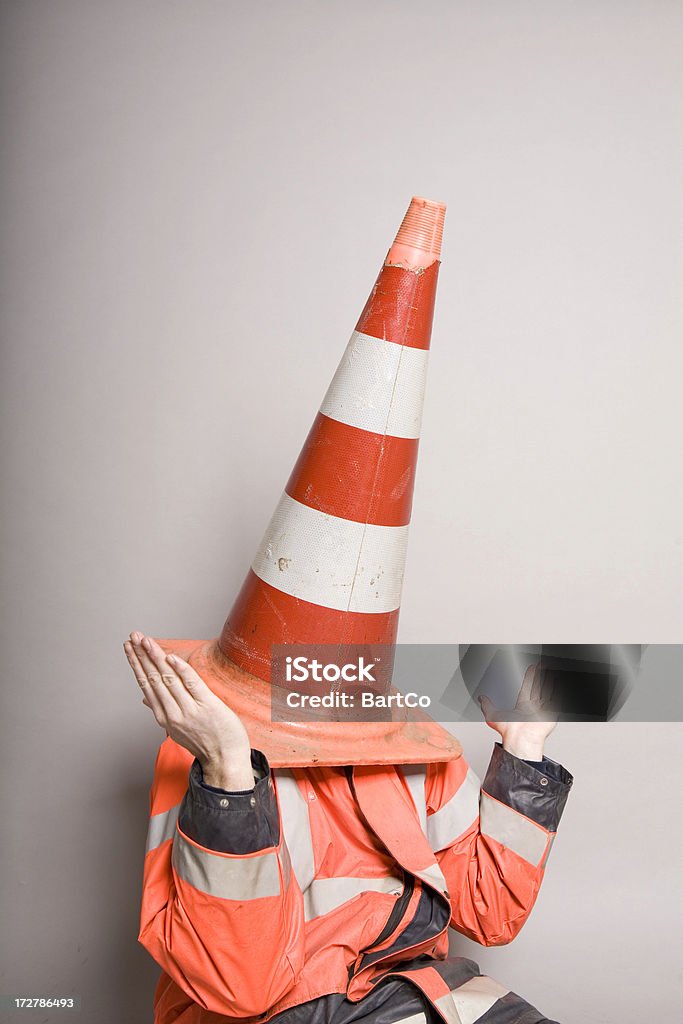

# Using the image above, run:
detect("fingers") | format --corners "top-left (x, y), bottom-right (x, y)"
top-left (530, 664), bottom-right (544, 704)
top-left (124, 639), bottom-right (166, 723)
top-left (130, 633), bottom-right (167, 684)
top-left (137, 633), bottom-right (215, 707)
top-left (125, 632), bottom-right (215, 728)
top-left (164, 652), bottom-right (215, 705)
top-left (129, 634), bottom-right (180, 720)
top-left (125, 633), bottom-right (188, 725)
top-left (518, 663), bottom-right (537, 704)
top-left (135, 634), bottom-right (195, 713)
top-left (540, 668), bottom-right (556, 709)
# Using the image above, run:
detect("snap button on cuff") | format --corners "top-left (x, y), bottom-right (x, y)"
top-left (219, 798), bottom-right (230, 807)
top-left (249, 796), bottom-right (256, 808)
top-left (540, 777), bottom-right (548, 786)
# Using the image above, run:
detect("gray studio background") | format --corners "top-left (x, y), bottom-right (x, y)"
top-left (2, 2), bottom-right (682, 1022)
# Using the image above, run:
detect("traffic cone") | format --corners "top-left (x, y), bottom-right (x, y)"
top-left (157, 197), bottom-right (460, 767)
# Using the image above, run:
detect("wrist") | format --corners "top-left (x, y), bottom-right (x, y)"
top-left (501, 737), bottom-right (545, 761)
top-left (201, 747), bottom-right (255, 791)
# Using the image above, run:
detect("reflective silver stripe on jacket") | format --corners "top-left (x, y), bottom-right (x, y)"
top-left (436, 976), bottom-right (509, 1024)
top-left (479, 792), bottom-right (549, 866)
top-left (146, 803), bottom-right (180, 853)
top-left (401, 765), bottom-right (428, 833)
top-left (426, 767), bottom-right (481, 852)
top-left (414, 862), bottom-right (449, 895)
top-left (172, 831), bottom-right (286, 900)
top-left (541, 832), bottom-right (556, 868)
top-left (304, 875), bottom-right (404, 921)
top-left (400, 764), bottom-right (481, 853)
top-left (276, 770), bottom-right (406, 920)
top-left (396, 765), bottom-right (450, 893)
top-left (275, 770), bottom-right (316, 892)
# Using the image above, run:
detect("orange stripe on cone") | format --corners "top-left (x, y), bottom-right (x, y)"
top-left (220, 569), bottom-right (400, 681)
top-left (286, 413), bottom-right (419, 527)
top-left (355, 261), bottom-right (439, 351)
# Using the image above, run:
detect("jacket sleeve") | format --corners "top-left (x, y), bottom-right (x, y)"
top-left (138, 738), bottom-right (305, 1017)
top-left (426, 742), bottom-right (573, 947)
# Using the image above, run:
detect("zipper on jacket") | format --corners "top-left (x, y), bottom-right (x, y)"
top-left (346, 872), bottom-right (415, 983)
top-left (370, 872), bottom-right (414, 947)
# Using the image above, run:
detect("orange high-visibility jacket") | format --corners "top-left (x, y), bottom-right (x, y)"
top-left (140, 741), bottom-right (572, 1024)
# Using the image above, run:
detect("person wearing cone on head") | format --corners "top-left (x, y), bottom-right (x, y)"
top-left (124, 199), bottom-right (573, 1024)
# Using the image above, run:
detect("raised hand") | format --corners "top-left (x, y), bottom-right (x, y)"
top-left (123, 632), bottom-right (255, 790)
top-left (479, 662), bottom-right (558, 761)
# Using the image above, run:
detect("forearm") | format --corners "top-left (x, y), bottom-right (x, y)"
top-left (200, 743), bottom-right (256, 791)
top-left (502, 733), bottom-right (547, 761)
top-left (140, 741), bottom-right (304, 1016)
top-left (481, 742), bottom-right (572, 851)
top-left (432, 743), bottom-right (573, 946)
top-left (179, 750), bottom-right (278, 854)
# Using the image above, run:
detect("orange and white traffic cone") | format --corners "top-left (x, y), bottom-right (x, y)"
top-left (157, 197), bottom-right (460, 767)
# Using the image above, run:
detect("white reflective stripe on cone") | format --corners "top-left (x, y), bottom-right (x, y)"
top-left (172, 831), bottom-right (284, 900)
top-left (436, 976), bottom-right (509, 1024)
top-left (251, 492), bottom-right (408, 613)
top-left (303, 874), bottom-right (404, 922)
top-left (426, 768), bottom-right (481, 852)
top-left (275, 771), bottom-right (316, 892)
top-left (320, 331), bottom-right (429, 440)
top-left (146, 804), bottom-right (180, 853)
top-left (479, 792), bottom-right (549, 867)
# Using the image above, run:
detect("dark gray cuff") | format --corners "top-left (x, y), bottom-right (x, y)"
top-left (178, 750), bottom-right (280, 854)
top-left (482, 742), bottom-right (573, 832)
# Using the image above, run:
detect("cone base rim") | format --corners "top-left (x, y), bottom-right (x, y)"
top-left (154, 637), bottom-right (462, 768)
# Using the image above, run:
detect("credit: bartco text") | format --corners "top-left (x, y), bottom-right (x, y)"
top-left (285, 691), bottom-right (432, 709)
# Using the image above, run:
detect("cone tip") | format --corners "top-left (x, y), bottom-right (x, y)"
top-left (386, 196), bottom-right (446, 271)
